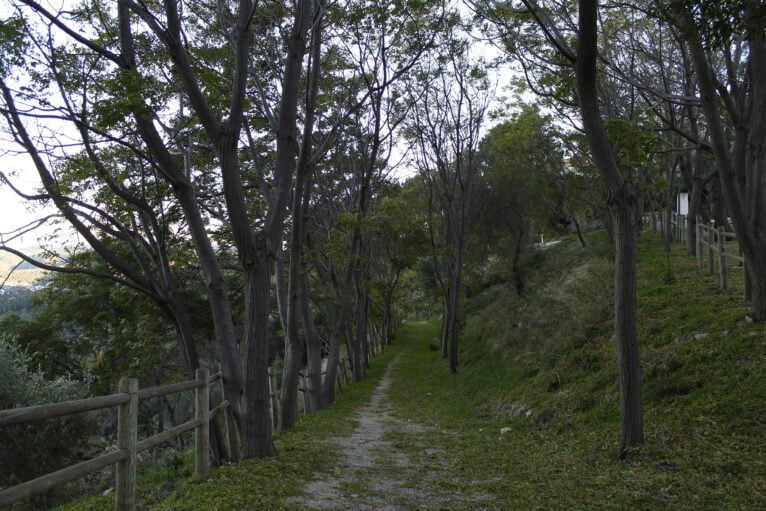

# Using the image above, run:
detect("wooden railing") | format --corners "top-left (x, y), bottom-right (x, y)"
top-left (1, 329), bottom-right (388, 509)
top-left (642, 212), bottom-right (747, 298)
top-left (0, 368), bottom-right (227, 511)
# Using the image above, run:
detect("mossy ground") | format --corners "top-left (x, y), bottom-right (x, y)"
top-left (56, 233), bottom-right (766, 510)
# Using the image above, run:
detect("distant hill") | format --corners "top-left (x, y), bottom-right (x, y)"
top-left (0, 250), bottom-right (49, 288)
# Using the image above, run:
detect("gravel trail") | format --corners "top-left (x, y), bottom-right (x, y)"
top-left (288, 358), bottom-right (487, 510)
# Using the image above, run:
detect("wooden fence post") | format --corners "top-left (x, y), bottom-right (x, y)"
top-left (115, 378), bottom-right (138, 511)
top-left (717, 227), bottom-right (728, 290)
top-left (195, 368), bottom-right (210, 476)
top-left (708, 221), bottom-right (715, 275)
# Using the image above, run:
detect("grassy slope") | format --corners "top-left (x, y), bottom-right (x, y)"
top-left (387, 233), bottom-right (766, 509)
top-left (57, 232), bottom-right (766, 510)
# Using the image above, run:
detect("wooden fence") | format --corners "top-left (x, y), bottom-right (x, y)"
top-left (1, 329), bottom-right (386, 510)
top-left (0, 368), bottom-right (227, 511)
top-left (642, 212), bottom-right (748, 298)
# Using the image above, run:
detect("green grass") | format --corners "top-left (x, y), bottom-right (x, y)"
top-left (385, 233), bottom-right (766, 509)
top-left (57, 232), bottom-right (766, 510)
top-left (54, 451), bottom-right (194, 511)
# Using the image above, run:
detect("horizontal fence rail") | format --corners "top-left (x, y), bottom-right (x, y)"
top-left (0, 368), bottom-right (225, 511)
top-left (1, 328), bottom-right (388, 510)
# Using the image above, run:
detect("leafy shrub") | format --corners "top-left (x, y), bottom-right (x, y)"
top-left (0, 338), bottom-right (97, 489)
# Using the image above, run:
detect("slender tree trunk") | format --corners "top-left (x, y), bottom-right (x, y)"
top-left (356, 284), bottom-right (369, 373)
top-left (164, 295), bottom-right (228, 463)
top-left (441, 291), bottom-right (450, 359)
top-left (301, 272), bottom-right (324, 412)
top-left (322, 300), bottom-right (343, 406)
top-left (280, 169), bottom-right (311, 429)
top-left (275, 243), bottom-right (289, 335)
top-left (511, 221), bottom-right (526, 296)
top-left (687, 179), bottom-right (703, 255)
top-left (448, 255), bottom-right (463, 374)
top-left (575, 0), bottom-right (643, 456)
top-left (351, 286), bottom-right (367, 382)
top-left (173, 182), bottom-right (247, 435)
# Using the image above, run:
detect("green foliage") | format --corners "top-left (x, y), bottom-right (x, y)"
top-left (604, 118), bottom-right (662, 175)
top-left (0, 16), bottom-right (28, 77)
top-left (469, 105), bottom-right (576, 294)
top-left (0, 249), bottom-right (202, 393)
top-left (0, 286), bottom-right (36, 318)
top-left (0, 338), bottom-right (97, 489)
top-left (665, 0), bottom-right (766, 48)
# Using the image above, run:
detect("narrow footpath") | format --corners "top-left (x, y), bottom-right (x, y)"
top-left (288, 357), bottom-right (490, 510)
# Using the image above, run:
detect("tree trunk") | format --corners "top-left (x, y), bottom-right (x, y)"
top-left (575, 0), bottom-right (643, 455)
top-left (322, 297), bottom-right (343, 406)
top-left (280, 169), bottom-right (311, 429)
top-left (683, 11), bottom-right (766, 319)
top-left (241, 248), bottom-right (278, 457)
top-left (612, 199), bottom-right (644, 455)
top-left (164, 295), bottom-right (228, 463)
top-left (448, 243), bottom-right (465, 374)
top-left (173, 182), bottom-right (248, 440)
top-left (356, 284), bottom-right (369, 373)
top-left (351, 286), bottom-right (367, 382)
top-left (440, 291), bottom-right (450, 359)
top-left (275, 243), bottom-right (289, 335)
top-left (686, 179), bottom-right (704, 255)
top-left (301, 272), bottom-right (324, 412)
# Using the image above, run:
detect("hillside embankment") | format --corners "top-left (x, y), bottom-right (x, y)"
top-left (58, 233), bottom-right (766, 510)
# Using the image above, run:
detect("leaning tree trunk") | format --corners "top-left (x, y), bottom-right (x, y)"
top-left (164, 295), bottom-right (229, 463)
top-left (351, 284), bottom-right (367, 382)
top-left (448, 241), bottom-right (465, 374)
top-left (441, 290), bottom-right (451, 359)
top-left (280, 169), bottom-right (312, 429)
top-left (357, 281), bottom-right (370, 370)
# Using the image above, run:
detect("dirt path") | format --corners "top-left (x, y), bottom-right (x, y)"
top-left (288, 358), bottom-right (488, 510)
